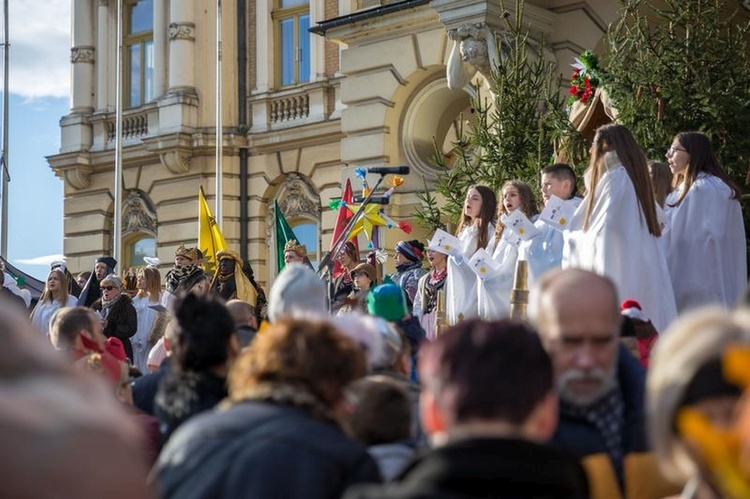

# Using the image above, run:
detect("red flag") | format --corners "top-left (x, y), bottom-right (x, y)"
top-left (330, 178), bottom-right (360, 277)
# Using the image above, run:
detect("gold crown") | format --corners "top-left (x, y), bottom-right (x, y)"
top-left (284, 239), bottom-right (307, 257)
top-left (174, 244), bottom-right (198, 262)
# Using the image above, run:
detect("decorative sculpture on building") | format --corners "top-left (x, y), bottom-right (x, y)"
top-left (446, 23), bottom-right (501, 99)
top-left (123, 190), bottom-right (158, 236)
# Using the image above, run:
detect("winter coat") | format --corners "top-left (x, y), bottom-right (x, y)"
top-left (346, 437), bottom-right (589, 499)
top-left (92, 294), bottom-right (137, 361)
top-left (155, 400), bottom-right (381, 499)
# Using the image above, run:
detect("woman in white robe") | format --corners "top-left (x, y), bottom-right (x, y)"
top-left (30, 268), bottom-right (78, 339)
top-left (446, 185), bottom-right (496, 324)
top-left (563, 124), bottom-right (677, 333)
top-left (131, 265), bottom-right (163, 373)
top-left (663, 131), bottom-right (746, 312)
top-left (478, 180), bottom-right (538, 320)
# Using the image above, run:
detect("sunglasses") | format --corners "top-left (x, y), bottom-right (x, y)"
top-left (101, 285), bottom-right (117, 291)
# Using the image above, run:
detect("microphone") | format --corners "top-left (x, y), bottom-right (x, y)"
top-left (366, 166), bottom-right (410, 175)
top-left (353, 196), bottom-right (390, 205)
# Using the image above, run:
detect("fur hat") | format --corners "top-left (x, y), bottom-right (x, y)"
top-left (367, 283), bottom-right (408, 322)
top-left (174, 245), bottom-right (198, 262)
top-left (268, 263), bottom-right (327, 322)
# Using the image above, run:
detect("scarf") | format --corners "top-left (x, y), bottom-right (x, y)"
top-left (423, 268), bottom-right (447, 315)
top-left (100, 294), bottom-right (123, 317)
top-left (165, 264), bottom-right (202, 293)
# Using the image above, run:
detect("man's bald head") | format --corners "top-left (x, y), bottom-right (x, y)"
top-left (530, 269), bottom-right (621, 407)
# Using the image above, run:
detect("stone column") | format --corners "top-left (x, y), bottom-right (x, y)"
top-left (167, 0), bottom-right (195, 93)
top-left (96, 0), bottom-right (108, 110)
top-left (153, 0), bottom-right (168, 98)
top-left (71, 0), bottom-right (96, 113)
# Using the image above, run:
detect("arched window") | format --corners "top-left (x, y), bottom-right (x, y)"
top-left (267, 173), bottom-right (321, 276)
top-left (121, 189), bottom-right (158, 269)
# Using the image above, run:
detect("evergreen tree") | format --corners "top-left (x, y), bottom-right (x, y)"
top-left (416, 0), bottom-right (584, 231)
top-left (605, 0), bottom-right (750, 186)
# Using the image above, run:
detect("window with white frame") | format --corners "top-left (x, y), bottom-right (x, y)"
top-left (273, 0), bottom-right (310, 87)
top-left (125, 0), bottom-right (155, 107)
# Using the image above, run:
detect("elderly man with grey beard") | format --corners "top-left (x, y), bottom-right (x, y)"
top-left (530, 268), bottom-right (679, 499)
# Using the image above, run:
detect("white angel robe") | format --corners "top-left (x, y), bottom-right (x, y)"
top-left (663, 173), bottom-right (747, 312)
top-left (446, 223), bottom-right (494, 324)
top-left (563, 153), bottom-right (677, 333)
top-left (477, 229), bottom-right (520, 320)
top-left (519, 198), bottom-right (582, 291)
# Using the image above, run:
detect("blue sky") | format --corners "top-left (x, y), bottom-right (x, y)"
top-left (5, 0), bottom-right (69, 279)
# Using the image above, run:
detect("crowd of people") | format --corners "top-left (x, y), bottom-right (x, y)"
top-left (1, 124), bottom-right (749, 498)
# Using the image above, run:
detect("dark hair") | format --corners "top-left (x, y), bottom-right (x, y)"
top-left (345, 376), bottom-right (411, 445)
top-left (455, 185), bottom-right (497, 251)
top-left (542, 163), bottom-right (578, 199)
top-left (52, 307), bottom-right (97, 350)
top-left (586, 124), bottom-right (661, 236)
top-left (671, 131), bottom-right (741, 206)
top-left (171, 293), bottom-right (236, 372)
top-left (421, 319), bottom-right (552, 425)
top-left (648, 161), bottom-right (673, 208)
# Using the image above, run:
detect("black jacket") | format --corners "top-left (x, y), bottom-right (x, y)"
top-left (155, 401), bottom-right (381, 499)
top-left (132, 361), bottom-right (171, 416)
top-left (346, 437), bottom-right (589, 499)
top-left (92, 294), bottom-right (137, 361)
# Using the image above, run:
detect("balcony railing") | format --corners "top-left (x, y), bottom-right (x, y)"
top-left (269, 93), bottom-right (310, 124)
top-left (107, 110), bottom-right (149, 141)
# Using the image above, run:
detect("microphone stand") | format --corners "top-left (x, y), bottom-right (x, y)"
top-left (318, 174), bottom-right (387, 311)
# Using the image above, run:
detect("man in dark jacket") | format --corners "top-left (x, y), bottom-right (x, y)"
top-left (346, 319), bottom-right (589, 499)
top-left (531, 268), bottom-right (679, 499)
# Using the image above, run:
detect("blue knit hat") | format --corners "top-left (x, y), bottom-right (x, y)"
top-left (367, 282), bottom-right (408, 322)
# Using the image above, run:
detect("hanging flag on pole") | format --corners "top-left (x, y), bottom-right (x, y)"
top-left (199, 187), bottom-right (227, 275)
top-left (274, 199), bottom-right (298, 273)
top-left (330, 178), bottom-right (359, 277)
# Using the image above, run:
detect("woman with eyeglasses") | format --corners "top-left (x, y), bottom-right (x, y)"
top-left (30, 268), bottom-right (78, 339)
top-left (92, 274), bottom-right (137, 363)
top-left (563, 123), bottom-right (677, 333)
top-left (663, 132), bottom-right (746, 312)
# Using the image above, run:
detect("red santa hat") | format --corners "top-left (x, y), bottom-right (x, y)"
top-left (620, 299), bottom-right (650, 323)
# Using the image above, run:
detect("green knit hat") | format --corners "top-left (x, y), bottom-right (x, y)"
top-left (367, 282), bottom-right (408, 322)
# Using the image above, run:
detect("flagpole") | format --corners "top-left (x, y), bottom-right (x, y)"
top-left (0, 0), bottom-right (9, 258)
top-left (113, 0), bottom-right (123, 264)
top-left (214, 0), bottom-right (223, 227)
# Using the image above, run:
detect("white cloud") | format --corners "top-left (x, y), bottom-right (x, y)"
top-left (15, 253), bottom-right (66, 266)
top-left (8, 0), bottom-right (70, 99)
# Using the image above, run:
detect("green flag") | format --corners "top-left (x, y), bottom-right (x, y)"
top-left (274, 199), bottom-right (297, 273)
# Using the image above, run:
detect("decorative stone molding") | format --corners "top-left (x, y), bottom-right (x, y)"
top-left (168, 22), bottom-right (195, 41)
top-left (159, 150), bottom-right (191, 173)
top-left (71, 46), bottom-right (95, 64)
top-left (63, 164), bottom-right (93, 190)
top-left (123, 190), bottom-right (158, 235)
top-left (264, 173), bottom-right (321, 242)
top-left (446, 23), bottom-right (499, 98)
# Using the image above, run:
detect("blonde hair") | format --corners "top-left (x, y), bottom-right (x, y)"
top-left (647, 307), bottom-right (750, 483)
top-left (39, 269), bottom-right (69, 305)
top-left (584, 124), bottom-right (661, 236)
top-left (493, 180), bottom-right (539, 251)
top-left (136, 267), bottom-right (161, 302)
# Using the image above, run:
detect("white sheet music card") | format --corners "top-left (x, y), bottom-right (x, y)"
top-left (501, 210), bottom-right (539, 241)
top-left (539, 195), bottom-right (577, 232)
top-left (468, 248), bottom-right (499, 279)
top-left (428, 229), bottom-right (463, 256)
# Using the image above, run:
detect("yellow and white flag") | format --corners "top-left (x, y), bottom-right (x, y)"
top-left (198, 187), bottom-right (227, 275)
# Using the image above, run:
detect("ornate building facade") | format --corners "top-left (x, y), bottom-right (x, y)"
top-left (48, 0), bottom-right (619, 284)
